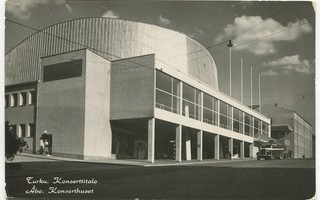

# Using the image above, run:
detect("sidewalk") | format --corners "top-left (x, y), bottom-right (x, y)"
top-left (11, 153), bottom-right (253, 167)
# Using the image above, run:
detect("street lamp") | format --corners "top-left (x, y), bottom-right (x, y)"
top-left (228, 40), bottom-right (233, 97)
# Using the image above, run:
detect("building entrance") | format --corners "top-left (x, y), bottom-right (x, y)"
top-left (155, 120), bottom-right (176, 159)
top-left (111, 119), bottom-right (148, 159)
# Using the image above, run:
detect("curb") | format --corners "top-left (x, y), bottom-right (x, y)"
top-left (17, 153), bottom-right (255, 167)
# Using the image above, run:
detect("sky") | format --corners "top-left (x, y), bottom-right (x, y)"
top-left (4, 0), bottom-right (316, 129)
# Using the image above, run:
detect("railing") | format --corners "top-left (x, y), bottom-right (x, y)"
top-left (203, 118), bottom-right (218, 126)
top-left (156, 102), bottom-right (178, 113)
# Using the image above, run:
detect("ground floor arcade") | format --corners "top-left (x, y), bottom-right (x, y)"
top-left (111, 118), bottom-right (254, 163)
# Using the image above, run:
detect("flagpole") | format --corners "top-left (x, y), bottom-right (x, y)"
top-left (259, 74), bottom-right (261, 113)
top-left (241, 58), bottom-right (243, 104)
top-left (250, 67), bottom-right (253, 109)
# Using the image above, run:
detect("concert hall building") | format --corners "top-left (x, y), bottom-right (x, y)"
top-left (5, 18), bottom-right (271, 162)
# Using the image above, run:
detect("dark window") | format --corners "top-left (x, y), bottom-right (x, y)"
top-left (28, 91), bottom-right (36, 105)
top-left (20, 124), bottom-right (26, 138)
top-left (156, 71), bottom-right (172, 93)
top-left (11, 93), bottom-right (17, 107)
top-left (43, 59), bottom-right (82, 82)
top-left (5, 95), bottom-right (9, 108)
top-left (20, 92), bottom-right (27, 106)
top-left (28, 124), bottom-right (35, 137)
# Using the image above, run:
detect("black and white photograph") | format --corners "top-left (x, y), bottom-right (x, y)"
top-left (4, 0), bottom-right (316, 199)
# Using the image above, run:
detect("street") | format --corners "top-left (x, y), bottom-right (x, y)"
top-left (5, 157), bottom-right (315, 199)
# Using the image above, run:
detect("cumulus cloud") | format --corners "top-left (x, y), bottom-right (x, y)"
top-left (261, 69), bottom-right (278, 76)
top-left (6, 0), bottom-right (73, 20)
top-left (214, 16), bottom-right (312, 55)
top-left (158, 15), bottom-right (171, 26)
top-left (101, 10), bottom-right (119, 18)
top-left (262, 55), bottom-right (312, 74)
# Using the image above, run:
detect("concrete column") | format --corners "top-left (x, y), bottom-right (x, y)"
top-left (242, 112), bottom-right (245, 134)
top-left (268, 124), bottom-right (271, 137)
top-left (26, 91), bottom-right (31, 105)
top-left (200, 92), bottom-right (203, 122)
top-left (230, 106), bottom-right (234, 131)
top-left (249, 143), bottom-right (254, 159)
top-left (147, 118), bottom-right (155, 163)
top-left (176, 124), bottom-right (182, 162)
top-left (17, 92), bottom-right (21, 106)
top-left (217, 100), bottom-right (220, 127)
top-left (214, 134), bottom-right (219, 160)
top-left (251, 117), bottom-right (255, 137)
top-left (240, 141), bottom-right (245, 159)
top-left (185, 132), bottom-right (191, 161)
top-left (179, 82), bottom-right (183, 115)
top-left (176, 81), bottom-right (181, 114)
top-left (228, 138), bottom-right (233, 160)
top-left (197, 130), bottom-right (203, 161)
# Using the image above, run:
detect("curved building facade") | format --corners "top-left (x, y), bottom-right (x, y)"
top-left (6, 18), bottom-right (218, 89)
top-left (5, 18), bottom-right (270, 162)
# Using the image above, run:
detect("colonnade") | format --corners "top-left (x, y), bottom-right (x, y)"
top-left (147, 118), bottom-right (254, 163)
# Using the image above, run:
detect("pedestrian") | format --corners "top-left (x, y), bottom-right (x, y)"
top-left (228, 150), bottom-right (232, 159)
top-left (5, 122), bottom-right (19, 161)
top-left (40, 131), bottom-right (52, 156)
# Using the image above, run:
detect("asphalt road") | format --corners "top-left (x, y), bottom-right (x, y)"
top-left (5, 158), bottom-right (315, 199)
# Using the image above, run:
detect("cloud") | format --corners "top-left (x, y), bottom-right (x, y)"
top-left (189, 28), bottom-right (205, 39)
top-left (6, 0), bottom-right (73, 20)
top-left (158, 15), bottom-right (171, 26)
top-left (101, 10), bottom-right (119, 18)
top-left (194, 28), bottom-right (205, 35)
top-left (214, 16), bottom-right (312, 55)
top-left (65, 3), bottom-right (73, 13)
top-left (261, 69), bottom-right (278, 76)
top-left (262, 55), bottom-right (312, 74)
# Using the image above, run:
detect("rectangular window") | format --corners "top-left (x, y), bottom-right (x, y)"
top-left (220, 101), bottom-right (232, 130)
top-left (233, 108), bottom-right (243, 134)
top-left (19, 124), bottom-right (26, 138)
top-left (43, 59), bottom-right (82, 82)
top-left (202, 94), bottom-right (218, 126)
top-left (182, 83), bottom-right (201, 120)
top-left (155, 70), bottom-right (180, 114)
top-left (10, 93), bottom-right (17, 107)
top-left (19, 92), bottom-right (27, 106)
top-left (156, 70), bottom-right (172, 93)
top-left (5, 94), bottom-right (9, 108)
top-left (244, 113), bottom-right (253, 136)
top-left (28, 123), bottom-right (35, 138)
top-left (254, 118), bottom-right (261, 135)
top-left (28, 91), bottom-right (36, 105)
top-left (262, 122), bottom-right (268, 135)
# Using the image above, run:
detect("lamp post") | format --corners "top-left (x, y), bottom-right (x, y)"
top-left (227, 40), bottom-right (233, 97)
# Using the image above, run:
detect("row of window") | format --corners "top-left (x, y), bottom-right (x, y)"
top-left (10, 123), bottom-right (35, 138)
top-left (5, 90), bottom-right (36, 108)
top-left (155, 70), bottom-right (269, 137)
